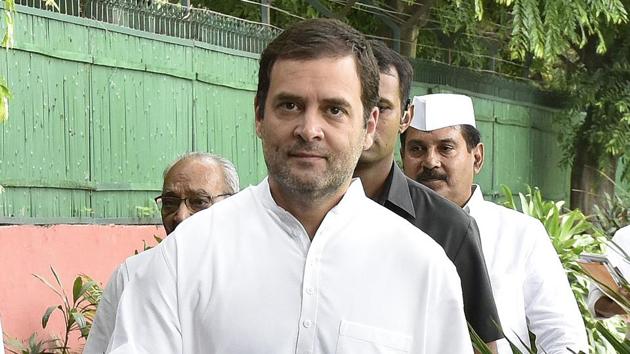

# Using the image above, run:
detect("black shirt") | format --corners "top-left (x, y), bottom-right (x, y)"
top-left (378, 163), bottom-right (503, 342)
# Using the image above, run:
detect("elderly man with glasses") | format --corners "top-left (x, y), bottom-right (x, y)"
top-left (84, 152), bottom-right (239, 354)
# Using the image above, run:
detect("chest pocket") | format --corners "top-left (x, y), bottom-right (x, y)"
top-left (335, 320), bottom-right (411, 354)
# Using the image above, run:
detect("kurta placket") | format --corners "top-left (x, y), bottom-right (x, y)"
top-left (269, 194), bottom-right (340, 354)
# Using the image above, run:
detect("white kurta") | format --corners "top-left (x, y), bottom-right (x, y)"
top-left (465, 186), bottom-right (588, 354)
top-left (84, 249), bottom-right (155, 354)
top-left (107, 178), bottom-right (472, 354)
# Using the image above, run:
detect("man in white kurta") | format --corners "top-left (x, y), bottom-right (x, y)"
top-left (106, 18), bottom-right (472, 354)
top-left (401, 94), bottom-right (588, 354)
top-left (84, 153), bottom-right (239, 354)
top-left (465, 185), bottom-right (588, 353)
top-left (107, 178), bottom-right (470, 353)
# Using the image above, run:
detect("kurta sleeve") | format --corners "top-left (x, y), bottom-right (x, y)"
top-left (420, 258), bottom-right (473, 354)
top-left (84, 264), bottom-right (127, 354)
top-left (522, 221), bottom-right (588, 354)
top-left (106, 238), bottom-right (181, 354)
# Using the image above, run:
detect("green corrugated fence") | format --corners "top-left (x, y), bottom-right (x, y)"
top-left (0, 3), bottom-right (569, 224)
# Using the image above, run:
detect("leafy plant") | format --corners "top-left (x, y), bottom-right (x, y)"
top-left (134, 234), bottom-right (163, 254)
top-left (29, 267), bottom-right (102, 353)
top-left (4, 332), bottom-right (64, 354)
top-left (592, 192), bottom-right (630, 238)
top-left (135, 201), bottom-right (159, 219)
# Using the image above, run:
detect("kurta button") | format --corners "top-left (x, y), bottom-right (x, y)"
top-left (306, 287), bottom-right (314, 295)
top-left (303, 320), bottom-right (313, 328)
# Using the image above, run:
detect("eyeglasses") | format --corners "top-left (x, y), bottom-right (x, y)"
top-left (154, 193), bottom-right (233, 214)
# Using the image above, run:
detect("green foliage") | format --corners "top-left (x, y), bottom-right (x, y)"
top-left (1, 0), bottom-right (15, 124)
top-left (4, 333), bottom-right (64, 354)
top-left (134, 234), bottom-right (163, 254)
top-left (501, 185), bottom-right (627, 353)
top-left (592, 192), bottom-right (630, 238)
top-left (135, 200), bottom-right (159, 218)
top-left (28, 267), bottom-right (102, 353)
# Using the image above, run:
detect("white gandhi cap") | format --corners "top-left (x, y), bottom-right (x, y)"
top-left (409, 94), bottom-right (476, 131)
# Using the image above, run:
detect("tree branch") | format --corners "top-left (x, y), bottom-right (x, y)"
top-left (402, 0), bottom-right (436, 30)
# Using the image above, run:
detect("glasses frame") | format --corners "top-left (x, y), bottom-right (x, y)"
top-left (154, 193), bottom-right (233, 214)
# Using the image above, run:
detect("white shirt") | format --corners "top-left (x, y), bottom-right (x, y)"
top-left (84, 249), bottom-right (155, 354)
top-left (465, 185), bottom-right (588, 354)
top-left (107, 178), bottom-right (472, 354)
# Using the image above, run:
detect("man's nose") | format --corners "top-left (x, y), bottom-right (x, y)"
top-left (294, 109), bottom-right (324, 141)
top-left (172, 201), bottom-right (193, 226)
top-left (422, 149), bottom-right (441, 169)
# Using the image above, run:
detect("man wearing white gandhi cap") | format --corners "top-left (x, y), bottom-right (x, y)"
top-left (401, 93), bottom-right (589, 354)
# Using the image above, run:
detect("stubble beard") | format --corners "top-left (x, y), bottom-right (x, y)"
top-left (265, 143), bottom-right (364, 203)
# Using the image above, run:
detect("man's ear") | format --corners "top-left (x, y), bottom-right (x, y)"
top-left (363, 106), bottom-right (379, 151)
top-left (400, 104), bottom-right (414, 134)
top-left (254, 96), bottom-right (263, 138)
top-left (472, 142), bottom-right (484, 175)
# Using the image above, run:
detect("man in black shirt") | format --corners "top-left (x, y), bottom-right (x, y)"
top-left (354, 40), bottom-right (502, 352)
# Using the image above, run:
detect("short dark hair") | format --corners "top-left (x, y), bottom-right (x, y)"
top-left (460, 124), bottom-right (481, 151)
top-left (256, 18), bottom-right (379, 125)
top-left (369, 40), bottom-right (413, 111)
top-left (400, 124), bottom-right (481, 153)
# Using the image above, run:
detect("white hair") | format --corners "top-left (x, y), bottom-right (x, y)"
top-left (163, 152), bottom-right (240, 194)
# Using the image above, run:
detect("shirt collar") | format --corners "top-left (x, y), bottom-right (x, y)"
top-left (463, 184), bottom-right (484, 213)
top-left (381, 163), bottom-right (416, 218)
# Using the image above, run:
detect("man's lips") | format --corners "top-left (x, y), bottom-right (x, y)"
top-left (290, 153), bottom-right (324, 158)
top-left (289, 151), bottom-right (327, 159)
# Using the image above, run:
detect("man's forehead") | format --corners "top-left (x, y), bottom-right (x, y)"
top-left (163, 160), bottom-right (220, 189)
top-left (267, 56), bottom-right (361, 101)
top-left (406, 126), bottom-right (464, 143)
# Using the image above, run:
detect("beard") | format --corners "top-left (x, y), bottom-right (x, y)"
top-left (263, 139), bottom-right (364, 201)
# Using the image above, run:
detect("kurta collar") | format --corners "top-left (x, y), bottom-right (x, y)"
top-left (382, 163), bottom-right (416, 219)
top-left (463, 184), bottom-right (484, 213)
top-left (256, 176), bottom-right (367, 226)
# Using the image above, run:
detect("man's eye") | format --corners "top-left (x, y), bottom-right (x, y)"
top-left (280, 102), bottom-right (298, 111)
top-left (189, 197), bottom-right (211, 209)
top-left (378, 105), bottom-right (390, 113)
top-left (162, 198), bottom-right (180, 209)
top-left (327, 106), bottom-right (345, 117)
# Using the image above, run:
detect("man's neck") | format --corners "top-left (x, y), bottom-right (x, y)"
top-left (268, 178), bottom-right (350, 240)
top-left (354, 154), bottom-right (394, 200)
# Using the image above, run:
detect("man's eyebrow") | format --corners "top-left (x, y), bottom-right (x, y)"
top-left (378, 97), bottom-right (394, 107)
top-left (439, 138), bottom-right (458, 145)
top-left (321, 97), bottom-right (352, 110)
top-left (406, 138), bottom-right (425, 146)
top-left (271, 92), bottom-right (304, 103)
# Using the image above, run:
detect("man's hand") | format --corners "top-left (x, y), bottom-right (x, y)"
top-left (474, 341), bottom-right (498, 354)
